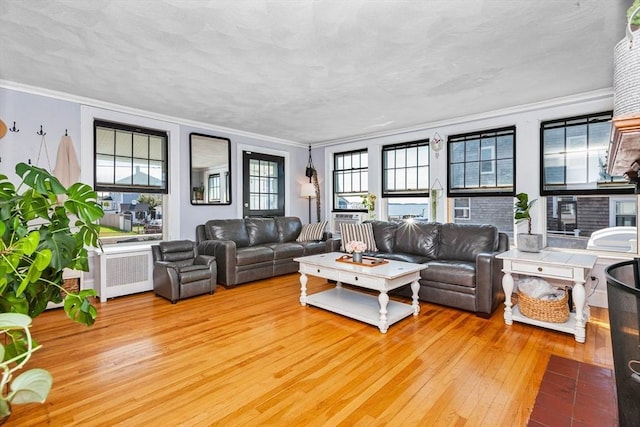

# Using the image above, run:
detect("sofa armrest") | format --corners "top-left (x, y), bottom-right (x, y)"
top-left (153, 261), bottom-right (180, 303)
top-left (325, 237), bottom-right (341, 252)
top-left (475, 252), bottom-right (505, 317)
top-left (195, 254), bottom-right (216, 267)
top-left (197, 239), bottom-right (237, 286)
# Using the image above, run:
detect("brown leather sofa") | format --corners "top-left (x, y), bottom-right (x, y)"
top-left (196, 217), bottom-right (339, 287)
top-left (362, 220), bottom-right (509, 317)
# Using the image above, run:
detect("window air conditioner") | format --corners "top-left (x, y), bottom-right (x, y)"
top-left (331, 212), bottom-right (368, 234)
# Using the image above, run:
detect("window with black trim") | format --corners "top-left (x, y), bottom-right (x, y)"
top-left (333, 149), bottom-right (368, 211)
top-left (382, 140), bottom-right (429, 196)
top-left (448, 126), bottom-right (515, 196)
top-left (94, 120), bottom-right (168, 193)
top-left (541, 112), bottom-right (637, 253)
top-left (541, 111), bottom-right (630, 195)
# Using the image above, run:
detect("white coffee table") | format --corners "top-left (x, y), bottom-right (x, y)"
top-left (294, 252), bottom-right (427, 333)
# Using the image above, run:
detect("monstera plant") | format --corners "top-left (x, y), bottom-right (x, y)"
top-left (0, 162), bottom-right (104, 418)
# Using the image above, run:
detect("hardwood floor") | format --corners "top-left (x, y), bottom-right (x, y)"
top-left (11, 274), bottom-right (613, 426)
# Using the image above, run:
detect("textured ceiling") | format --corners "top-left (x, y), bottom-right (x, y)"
top-left (0, 0), bottom-right (630, 144)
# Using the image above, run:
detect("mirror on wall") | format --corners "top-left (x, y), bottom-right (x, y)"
top-left (190, 133), bottom-right (232, 205)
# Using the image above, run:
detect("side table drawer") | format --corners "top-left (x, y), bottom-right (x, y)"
top-left (299, 264), bottom-right (340, 281)
top-left (511, 261), bottom-right (574, 279)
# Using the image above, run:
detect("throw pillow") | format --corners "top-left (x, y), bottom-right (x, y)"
top-left (339, 222), bottom-right (378, 252)
top-left (296, 221), bottom-right (328, 242)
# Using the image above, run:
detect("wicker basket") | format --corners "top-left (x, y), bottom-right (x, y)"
top-left (613, 7), bottom-right (640, 117)
top-left (518, 289), bottom-right (569, 323)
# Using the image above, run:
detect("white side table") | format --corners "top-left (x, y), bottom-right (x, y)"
top-left (496, 249), bottom-right (597, 343)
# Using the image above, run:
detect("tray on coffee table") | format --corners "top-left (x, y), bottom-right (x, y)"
top-left (335, 254), bottom-right (388, 267)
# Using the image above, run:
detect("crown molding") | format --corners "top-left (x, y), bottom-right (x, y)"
top-left (0, 79), bottom-right (304, 148)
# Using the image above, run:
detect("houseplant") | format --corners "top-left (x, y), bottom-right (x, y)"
top-left (514, 192), bottom-right (542, 252)
top-left (0, 162), bottom-right (104, 418)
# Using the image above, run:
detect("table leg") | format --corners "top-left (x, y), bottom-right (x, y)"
top-left (378, 291), bottom-right (389, 333)
top-left (411, 280), bottom-right (420, 315)
top-left (572, 282), bottom-right (587, 343)
top-left (502, 271), bottom-right (514, 325)
top-left (299, 273), bottom-right (308, 306)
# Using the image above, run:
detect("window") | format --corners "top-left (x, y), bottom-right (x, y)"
top-left (541, 111), bottom-right (630, 195)
top-left (333, 149), bottom-right (368, 210)
top-left (208, 173), bottom-right (220, 202)
top-left (453, 198), bottom-right (470, 220)
top-left (382, 140), bottom-right (429, 196)
top-left (541, 112), bottom-right (637, 253)
top-left (94, 120), bottom-right (168, 244)
top-left (448, 126), bottom-right (515, 196)
top-left (94, 120), bottom-right (168, 193)
top-left (387, 197), bottom-right (429, 221)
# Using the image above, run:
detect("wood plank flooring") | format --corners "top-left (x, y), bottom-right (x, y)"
top-left (10, 274), bottom-right (613, 426)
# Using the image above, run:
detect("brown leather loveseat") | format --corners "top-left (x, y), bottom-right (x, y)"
top-left (196, 217), bottom-right (339, 287)
top-left (360, 220), bottom-right (509, 317)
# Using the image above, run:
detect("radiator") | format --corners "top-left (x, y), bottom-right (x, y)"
top-left (98, 246), bottom-right (153, 302)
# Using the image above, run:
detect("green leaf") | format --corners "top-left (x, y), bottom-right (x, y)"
top-left (63, 291), bottom-right (97, 326)
top-left (64, 183), bottom-right (104, 223)
top-left (0, 312), bottom-right (32, 329)
top-left (9, 368), bottom-right (52, 404)
top-left (22, 232), bottom-right (40, 256)
top-left (15, 163), bottom-right (66, 196)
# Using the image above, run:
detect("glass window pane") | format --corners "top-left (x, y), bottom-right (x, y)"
top-left (133, 134), bottom-right (148, 158)
top-left (149, 137), bottom-right (164, 160)
top-left (96, 154), bottom-right (114, 184)
top-left (466, 139), bottom-right (480, 162)
top-left (496, 135), bottom-right (513, 158)
top-left (451, 142), bottom-right (465, 163)
top-left (115, 131), bottom-right (132, 157)
top-left (465, 163), bottom-right (479, 187)
top-left (115, 157), bottom-right (132, 184)
top-left (451, 164), bottom-right (465, 188)
top-left (543, 128), bottom-right (565, 154)
top-left (387, 197), bottom-right (429, 221)
top-left (96, 128), bottom-right (114, 155)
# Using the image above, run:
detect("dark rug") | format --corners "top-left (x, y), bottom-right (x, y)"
top-left (528, 355), bottom-right (618, 427)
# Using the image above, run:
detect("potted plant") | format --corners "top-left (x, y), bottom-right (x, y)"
top-left (0, 162), bottom-right (104, 419)
top-left (514, 192), bottom-right (542, 252)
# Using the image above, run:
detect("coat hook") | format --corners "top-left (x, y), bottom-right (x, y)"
top-left (28, 158), bottom-right (31, 165)
top-left (65, 129), bottom-right (68, 136)
top-left (36, 125), bottom-right (46, 136)
top-left (9, 121), bottom-right (19, 132)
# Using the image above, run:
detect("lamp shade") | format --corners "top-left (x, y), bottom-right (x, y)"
top-left (300, 182), bottom-right (316, 198)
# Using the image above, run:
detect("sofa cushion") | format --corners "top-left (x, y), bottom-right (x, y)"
top-left (422, 260), bottom-right (476, 288)
top-left (267, 242), bottom-right (304, 260)
top-left (296, 221), bottom-right (327, 242)
top-left (235, 246), bottom-right (274, 265)
top-left (245, 217), bottom-right (279, 246)
top-left (438, 223), bottom-right (498, 262)
top-left (339, 222), bottom-right (378, 252)
top-left (367, 220), bottom-right (399, 253)
top-left (394, 221), bottom-right (439, 259)
top-left (205, 219), bottom-right (250, 248)
top-left (275, 217), bottom-right (303, 242)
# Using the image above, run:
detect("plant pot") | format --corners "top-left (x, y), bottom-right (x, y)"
top-left (352, 252), bottom-right (363, 263)
top-left (517, 233), bottom-right (543, 253)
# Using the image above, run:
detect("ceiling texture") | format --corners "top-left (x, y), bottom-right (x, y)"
top-left (0, 0), bottom-right (631, 145)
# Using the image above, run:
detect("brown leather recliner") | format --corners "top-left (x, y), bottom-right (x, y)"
top-left (151, 240), bottom-right (217, 303)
